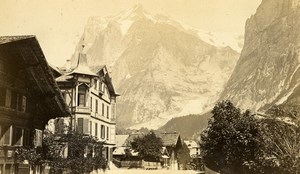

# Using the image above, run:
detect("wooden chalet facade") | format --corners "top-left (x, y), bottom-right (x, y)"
top-left (0, 36), bottom-right (70, 174)
top-left (159, 132), bottom-right (182, 170)
top-left (54, 52), bottom-right (119, 166)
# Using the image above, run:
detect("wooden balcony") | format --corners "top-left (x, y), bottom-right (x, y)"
top-left (74, 106), bottom-right (91, 114)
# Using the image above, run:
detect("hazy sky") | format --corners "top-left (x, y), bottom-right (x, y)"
top-left (0, 0), bottom-right (262, 66)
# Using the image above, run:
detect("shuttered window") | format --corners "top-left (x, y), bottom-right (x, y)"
top-left (107, 106), bottom-right (109, 118)
top-left (5, 89), bottom-right (11, 108)
top-left (14, 127), bottom-right (23, 146)
top-left (90, 97), bottom-right (93, 111)
top-left (101, 125), bottom-right (105, 139)
top-left (95, 123), bottom-right (98, 137)
top-left (94, 79), bottom-right (97, 90)
top-left (18, 94), bottom-right (23, 111)
top-left (106, 127), bottom-right (109, 140)
top-left (77, 118), bottom-right (83, 133)
top-left (2, 125), bottom-right (12, 145)
top-left (95, 100), bottom-right (98, 113)
top-left (23, 129), bottom-right (30, 146)
top-left (0, 87), bottom-right (6, 106)
top-left (78, 118), bottom-right (89, 134)
top-left (102, 103), bottom-right (104, 116)
top-left (22, 96), bottom-right (27, 112)
top-left (34, 129), bottom-right (42, 147)
top-left (10, 91), bottom-right (17, 110)
top-left (78, 85), bottom-right (87, 107)
top-left (90, 121), bottom-right (92, 135)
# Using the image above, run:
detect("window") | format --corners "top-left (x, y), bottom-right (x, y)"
top-left (94, 79), bottom-right (97, 90)
top-left (22, 96), bottom-right (26, 112)
top-left (77, 118), bottom-right (89, 134)
top-left (23, 129), bottom-right (30, 146)
top-left (101, 125), bottom-right (105, 139)
top-left (5, 89), bottom-right (11, 108)
top-left (101, 83), bottom-right (104, 92)
top-left (102, 103), bottom-right (104, 116)
top-left (99, 81), bottom-right (102, 91)
top-left (77, 118), bottom-right (83, 133)
top-left (106, 127), bottom-right (109, 140)
top-left (78, 94), bottom-right (85, 106)
top-left (78, 85), bottom-right (87, 106)
top-left (2, 125), bottom-right (12, 145)
top-left (95, 100), bottom-right (98, 113)
top-left (107, 106), bottom-right (109, 118)
top-left (95, 123), bottom-right (98, 137)
top-left (90, 121), bottom-right (92, 135)
top-left (10, 91), bottom-right (17, 110)
top-left (90, 97), bottom-right (93, 111)
top-left (34, 129), bottom-right (42, 147)
top-left (14, 127), bottom-right (23, 146)
top-left (0, 87), bottom-right (6, 106)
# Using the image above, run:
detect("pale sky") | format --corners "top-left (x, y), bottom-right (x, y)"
top-left (0, 0), bottom-right (262, 66)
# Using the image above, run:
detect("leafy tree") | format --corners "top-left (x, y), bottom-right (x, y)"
top-left (266, 104), bottom-right (300, 119)
top-left (16, 130), bottom-right (107, 174)
top-left (258, 115), bottom-right (300, 173)
top-left (130, 132), bottom-right (163, 161)
top-left (200, 100), bottom-right (264, 174)
top-left (177, 142), bottom-right (191, 170)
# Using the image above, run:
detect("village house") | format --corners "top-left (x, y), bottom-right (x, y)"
top-left (159, 132), bottom-right (182, 170)
top-left (184, 140), bottom-right (200, 158)
top-left (0, 36), bottom-right (70, 174)
top-left (113, 132), bottom-right (183, 170)
top-left (112, 134), bottom-right (140, 168)
top-left (53, 49), bottom-right (119, 166)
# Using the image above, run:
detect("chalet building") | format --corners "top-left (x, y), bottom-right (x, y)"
top-left (184, 140), bottom-right (200, 158)
top-left (54, 51), bottom-right (119, 166)
top-left (113, 132), bottom-right (182, 170)
top-left (159, 132), bottom-right (182, 170)
top-left (0, 36), bottom-right (70, 174)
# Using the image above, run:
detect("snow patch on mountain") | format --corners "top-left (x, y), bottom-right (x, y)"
top-left (197, 30), bottom-right (243, 53)
top-left (71, 4), bottom-right (240, 129)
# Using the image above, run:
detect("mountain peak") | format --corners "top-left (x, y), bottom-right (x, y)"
top-left (131, 4), bottom-right (144, 14)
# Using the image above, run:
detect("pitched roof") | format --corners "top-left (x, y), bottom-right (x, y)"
top-left (158, 132), bottom-right (181, 147)
top-left (115, 135), bottom-right (130, 147)
top-left (184, 140), bottom-right (199, 148)
top-left (91, 65), bottom-right (120, 97)
top-left (70, 53), bottom-right (97, 76)
top-left (124, 134), bottom-right (143, 146)
top-left (0, 35), bottom-right (70, 119)
top-left (0, 35), bottom-right (35, 44)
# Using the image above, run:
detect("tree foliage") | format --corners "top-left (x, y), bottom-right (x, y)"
top-left (200, 101), bottom-right (300, 174)
top-left (16, 130), bottom-right (107, 174)
top-left (130, 132), bottom-right (163, 161)
top-left (258, 115), bottom-right (300, 173)
top-left (200, 100), bottom-right (264, 174)
top-left (177, 142), bottom-right (191, 169)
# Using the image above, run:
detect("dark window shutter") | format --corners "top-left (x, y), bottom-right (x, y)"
top-left (5, 89), bottom-right (11, 108)
top-left (77, 118), bottom-right (83, 134)
top-left (83, 119), bottom-right (89, 134)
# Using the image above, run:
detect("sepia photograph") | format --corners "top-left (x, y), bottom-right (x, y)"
top-left (1, 0), bottom-right (299, 173)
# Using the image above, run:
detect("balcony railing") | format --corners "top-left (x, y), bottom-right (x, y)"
top-left (74, 106), bottom-right (91, 114)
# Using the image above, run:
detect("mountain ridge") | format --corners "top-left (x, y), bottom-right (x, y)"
top-left (220, 0), bottom-right (300, 111)
top-left (69, 5), bottom-right (240, 129)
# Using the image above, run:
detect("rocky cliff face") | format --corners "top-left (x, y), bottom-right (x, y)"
top-left (220, 0), bottom-right (300, 111)
top-left (70, 5), bottom-right (240, 128)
